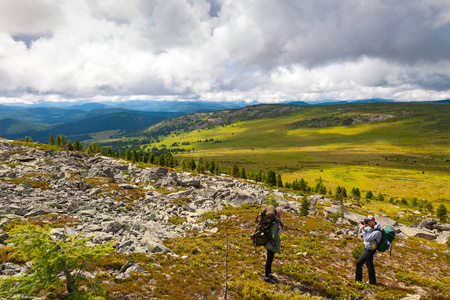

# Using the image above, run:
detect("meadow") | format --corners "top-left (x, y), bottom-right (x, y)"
top-left (124, 103), bottom-right (449, 207)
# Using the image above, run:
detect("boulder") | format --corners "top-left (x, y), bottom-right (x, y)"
top-left (140, 168), bottom-right (169, 182)
top-left (398, 225), bottom-right (437, 241)
top-left (178, 180), bottom-right (201, 188)
top-left (141, 231), bottom-right (170, 254)
top-left (103, 221), bottom-right (123, 234)
top-left (435, 232), bottom-right (450, 244)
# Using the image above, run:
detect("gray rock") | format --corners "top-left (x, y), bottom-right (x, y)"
top-left (0, 232), bottom-right (10, 243)
top-left (115, 263), bottom-right (144, 280)
top-left (435, 232), bottom-right (450, 244)
top-left (103, 221), bottom-right (123, 234)
top-left (398, 225), bottom-right (437, 241)
top-left (141, 231), bottom-right (170, 254)
top-left (140, 168), bottom-right (168, 182)
top-left (400, 294), bottom-right (421, 300)
top-left (178, 180), bottom-right (201, 188)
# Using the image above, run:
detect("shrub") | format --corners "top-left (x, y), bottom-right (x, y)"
top-left (265, 195), bottom-right (278, 207)
top-left (365, 190), bottom-right (373, 199)
top-left (300, 197), bottom-right (310, 216)
top-left (352, 243), bottom-right (365, 260)
top-left (0, 224), bottom-right (113, 299)
top-left (436, 204), bottom-right (448, 223)
top-left (351, 187), bottom-right (361, 199)
top-left (169, 216), bottom-right (187, 225)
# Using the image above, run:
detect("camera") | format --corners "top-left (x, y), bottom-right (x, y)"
top-left (360, 220), bottom-right (368, 225)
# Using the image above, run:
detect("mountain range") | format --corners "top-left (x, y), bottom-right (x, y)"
top-left (0, 98), bottom-right (449, 144)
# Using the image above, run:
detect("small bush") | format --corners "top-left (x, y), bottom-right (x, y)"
top-left (265, 195), bottom-right (278, 207)
top-left (169, 216), bottom-right (187, 225)
top-left (352, 243), bottom-right (365, 260)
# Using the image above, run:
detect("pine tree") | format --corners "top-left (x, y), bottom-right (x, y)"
top-left (351, 187), bottom-right (361, 199)
top-left (204, 160), bottom-right (210, 171)
top-left (265, 170), bottom-right (277, 186)
top-left (66, 140), bottom-right (73, 151)
top-left (125, 149), bottom-right (131, 160)
top-left (300, 178), bottom-right (308, 190)
top-left (300, 197), bottom-right (310, 216)
top-left (365, 190), bottom-right (374, 200)
top-left (314, 177), bottom-right (327, 194)
top-left (180, 158), bottom-right (187, 170)
top-left (209, 161), bottom-right (215, 173)
top-left (165, 153), bottom-right (174, 167)
top-left (158, 154), bottom-right (165, 166)
top-left (49, 134), bottom-right (55, 145)
top-left (276, 174), bottom-right (283, 187)
top-left (148, 153), bottom-right (155, 164)
top-left (73, 140), bottom-right (82, 151)
top-left (56, 134), bottom-right (61, 146)
top-left (436, 204), bottom-right (448, 223)
top-left (24, 137), bottom-right (29, 142)
top-left (240, 167), bottom-right (247, 179)
top-left (335, 185), bottom-right (347, 200)
top-left (230, 164), bottom-right (239, 177)
top-left (0, 224), bottom-right (113, 298)
top-left (106, 147), bottom-right (113, 157)
top-left (188, 158), bottom-right (196, 171)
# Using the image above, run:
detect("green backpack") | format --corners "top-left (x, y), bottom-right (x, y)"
top-left (375, 225), bottom-right (396, 253)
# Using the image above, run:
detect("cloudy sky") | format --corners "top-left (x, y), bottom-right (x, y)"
top-left (1, 0), bottom-right (450, 104)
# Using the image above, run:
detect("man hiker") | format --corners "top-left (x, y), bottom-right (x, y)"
top-left (264, 207), bottom-right (284, 284)
top-left (355, 215), bottom-right (382, 285)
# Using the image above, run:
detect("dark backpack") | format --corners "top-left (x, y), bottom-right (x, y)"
top-left (250, 205), bottom-right (276, 246)
top-left (375, 225), bottom-right (396, 254)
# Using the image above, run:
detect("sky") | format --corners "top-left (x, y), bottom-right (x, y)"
top-left (1, 0), bottom-right (450, 104)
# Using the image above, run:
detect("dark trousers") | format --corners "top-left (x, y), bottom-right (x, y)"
top-left (355, 248), bottom-right (377, 284)
top-left (265, 249), bottom-right (275, 277)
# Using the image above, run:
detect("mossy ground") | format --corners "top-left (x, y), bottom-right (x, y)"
top-left (3, 204), bottom-right (448, 299)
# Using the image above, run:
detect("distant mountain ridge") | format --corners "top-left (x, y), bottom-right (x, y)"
top-left (0, 112), bottom-right (166, 143)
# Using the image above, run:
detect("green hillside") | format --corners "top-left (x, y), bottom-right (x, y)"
top-left (0, 113), bottom-right (167, 143)
top-left (0, 118), bottom-right (51, 139)
top-left (105, 103), bottom-right (449, 204)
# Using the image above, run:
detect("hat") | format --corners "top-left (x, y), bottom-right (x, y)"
top-left (365, 215), bottom-right (375, 221)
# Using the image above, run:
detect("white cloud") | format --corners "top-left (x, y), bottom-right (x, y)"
top-left (0, 0), bottom-right (450, 103)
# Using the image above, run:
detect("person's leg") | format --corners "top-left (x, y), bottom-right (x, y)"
top-left (355, 249), bottom-right (369, 282)
top-left (265, 249), bottom-right (275, 278)
top-left (365, 250), bottom-right (376, 284)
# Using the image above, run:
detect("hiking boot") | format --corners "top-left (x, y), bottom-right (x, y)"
top-left (268, 274), bottom-right (278, 282)
top-left (264, 276), bottom-right (276, 284)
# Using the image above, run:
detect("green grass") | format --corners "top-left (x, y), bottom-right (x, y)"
top-left (131, 103), bottom-right (450, 205)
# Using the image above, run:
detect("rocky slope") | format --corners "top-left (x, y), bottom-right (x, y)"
top-left (0, 139), bottom-right (449, 299)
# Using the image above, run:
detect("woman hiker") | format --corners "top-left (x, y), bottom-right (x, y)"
top-left (264, 207), bottom-right (284, 284)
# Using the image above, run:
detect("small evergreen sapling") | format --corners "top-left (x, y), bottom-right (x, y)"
top-left (0, 224), bottom-right (113, 299)
top-left (300, 198), bottom-right (310, 216)
top-left (436, 204), bottom-right (448, 223)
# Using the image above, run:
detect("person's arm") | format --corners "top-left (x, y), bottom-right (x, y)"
top-left (362, 229), bottom-right (381, 243)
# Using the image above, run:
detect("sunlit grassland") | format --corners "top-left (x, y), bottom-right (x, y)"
top-left (83, 129), bottom-right (122, 144)
top-left (147, 111), bottom-right (449, 204)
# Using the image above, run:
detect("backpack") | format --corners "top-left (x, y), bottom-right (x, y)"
top-left (250, 205), bottom-right (276, 246)
top-left (375, 225), bottom-right (396, 254)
